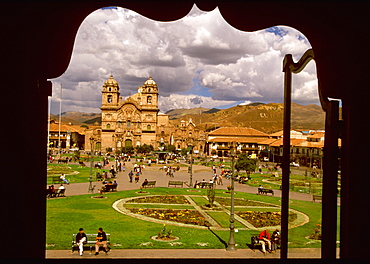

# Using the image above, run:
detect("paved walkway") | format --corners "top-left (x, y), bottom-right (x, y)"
top-left (49, 161), bottom-right (325, 203)
top-left (47, 160), bottom-right (338, 259)
top-left (46, 248), bottom-right (340, 259)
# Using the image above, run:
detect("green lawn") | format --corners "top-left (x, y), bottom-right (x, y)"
top-left (46, 187), bottom-right (335, 250)
top-left (47, 163), bottom-right (109, 185)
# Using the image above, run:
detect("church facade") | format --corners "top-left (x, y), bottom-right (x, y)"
top-left (84, 75), bottom-right (205, 155)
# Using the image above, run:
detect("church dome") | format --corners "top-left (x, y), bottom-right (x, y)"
top-left (144, 76), bottom-right (156, 85)
top-left (104, 75), bottom-right (119, 86)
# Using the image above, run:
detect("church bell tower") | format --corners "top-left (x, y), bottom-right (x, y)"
top-left (101, 75), bottom-right (120, 108)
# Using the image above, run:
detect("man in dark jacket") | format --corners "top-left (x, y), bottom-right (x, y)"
top-left (76, 228), bottom-right (87, 256)
top-left (94, 227), bottom-right (109, 255)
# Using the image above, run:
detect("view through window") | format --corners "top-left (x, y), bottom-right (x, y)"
top-left (46, 4), bottom-right (333, 258)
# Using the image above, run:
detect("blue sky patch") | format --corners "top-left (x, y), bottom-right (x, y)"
top-left (265, 26), bottom-right (288, 37)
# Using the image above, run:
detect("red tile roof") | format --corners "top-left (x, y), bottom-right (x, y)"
top-left (208, 127), bottom-right (269, 137)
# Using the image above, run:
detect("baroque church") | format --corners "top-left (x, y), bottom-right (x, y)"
top-left (84, 75), bottom-right (205, 155)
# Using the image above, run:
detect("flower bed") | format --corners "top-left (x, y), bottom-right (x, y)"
top-left (126, 195), bottom-right (190, 204)
top-left (129, 208), bottom-right (210, 226)
top-left (215, 197), bottom-right (278, 207)
top-left (237, 211), bottom-right (297, 228)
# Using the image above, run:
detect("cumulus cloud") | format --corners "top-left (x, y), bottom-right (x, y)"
top-left (49, 5), bottom-right (319, 115)
top-left (159, 94), bottom-right (236, 113)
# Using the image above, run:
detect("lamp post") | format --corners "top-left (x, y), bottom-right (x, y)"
top-left (187, 142), bottom-right (193, 187)
top-left (88, 137), bottom-right (95, 193)
top-left (227, 141), bottom-right (237, 251)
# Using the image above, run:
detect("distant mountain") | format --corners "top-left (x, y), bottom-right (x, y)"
top-left (165, 107), bottom-right (213, 120)
top-left (169, 102), bottom-right (326, 133)
top-left (49, 112), bottom-right (101, 125)
top-left (203, 108), bottom-right (221, 114)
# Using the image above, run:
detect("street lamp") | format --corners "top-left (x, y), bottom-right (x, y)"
top-left (227, 141), bottom-right (237, 251)
top-left (88, 137), bottom-right (95, 193)
top-left (187, 140), bottom-right (194, 187)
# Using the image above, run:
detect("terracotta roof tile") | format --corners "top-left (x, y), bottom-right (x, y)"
top-left (207, 137), bottom-right (270, 143)
top-left (208, 127), bottom-right (269, 137)
top-left (48, 123), bottom-right (87, 134)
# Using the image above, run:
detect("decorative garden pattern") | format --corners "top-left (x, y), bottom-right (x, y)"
top-left (112, 195), bottom-right (309, 231)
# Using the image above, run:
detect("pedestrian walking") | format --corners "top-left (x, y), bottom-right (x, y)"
top-left (135, 172), bottom-right (140, 183)
top-left (128, 170), bottom-right (133, 183)
top-left (217, 174), bottom-right (223, 185)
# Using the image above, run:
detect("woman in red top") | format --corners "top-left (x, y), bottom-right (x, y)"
top-left (258, 230), bottom-right (272, 255)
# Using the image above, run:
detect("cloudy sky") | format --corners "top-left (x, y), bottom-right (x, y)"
top-left (49, 4), bottom-right (319, 115)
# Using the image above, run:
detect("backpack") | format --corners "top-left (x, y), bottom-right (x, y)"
top-left (251, 235), bottom-right (259, 244)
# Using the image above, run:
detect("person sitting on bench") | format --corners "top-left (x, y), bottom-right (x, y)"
top-left (141, 179), bottom-right (148, 188)
top-left (259, 230), bottom-right (272, 255)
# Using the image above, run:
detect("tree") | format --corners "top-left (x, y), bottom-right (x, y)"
top-left (180, 148), bottom-right (189, 157)
top-left (136, 144), bottom-right (154, 155)
top-left (164, 144), bottom-right (177, 153)
top-left (121, 146), bottom-right (134, 154)
top-left (235, 153), bottom-right (257, 177)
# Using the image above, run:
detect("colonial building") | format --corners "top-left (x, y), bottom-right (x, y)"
top-left (48, 120), bottom-right (85, 152)
top-left (171, 118), bottom-right (206, 155)
top-left (84, 75), bottom-right (206, 155)
top-left (85, 75), bottom-right (170, 152)
top-left (206, 127), bottom-right (271, 157)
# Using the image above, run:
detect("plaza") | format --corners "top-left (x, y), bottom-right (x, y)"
top-left (46, 159), bottom-right (338, 259)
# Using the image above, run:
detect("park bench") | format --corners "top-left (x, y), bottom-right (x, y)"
top-left (57, 158), bottom-right (69, 163)
top-left (258, 188), bottom-right (274, 196)
top-left (143, 181), bottom-right (156, 188)
top-left (55, 188), bottom-right (66, 197)
top-left (250, 234), bottom-right (262, 251)
top-left (46, 188), bottom-right (65, 198)
top-left (51, 176), bottom-right (63, 184)
top-left (71, 233), bottom-right (111, 253)
top-left (195, 182), bottom-right (214, 189)
top-left (312, 194), bottom-right (322, 203)
top-left (249, 234), bottom-right (280, 251)
top-left (103, 185), bottom-right (117, 192)
top-left (78, 161), bottom-right (86, 166)
top-left (168, 181), bottom-right (183, 188)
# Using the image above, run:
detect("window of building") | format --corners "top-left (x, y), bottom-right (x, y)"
top-left (106, 123), bottom-right (111, 129)
top-left (147, 124), bottom-right (151, 130)
top-left (127, 121), bottom-right (131, 127)
top-left (147, 96), bottom-right (152, 104)
top-left (107, 95), bottom-right (112, 103)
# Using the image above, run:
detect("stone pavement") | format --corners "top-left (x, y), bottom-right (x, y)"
top-left (46, 160), bottom-right (338, 259)
top-left (50, 160), bottom-right (325, 203)
top-left (46, 247), bottom-right (340, 259)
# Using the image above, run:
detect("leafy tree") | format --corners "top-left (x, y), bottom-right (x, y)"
top-left (180, 148), bottom-right (189, 157)
top-left (164, 144), bottom-right (177, 153)
top-left (235, 153), bottom-right (257, 177)
top-left (121, 146), bottom-right (135, 154)
top-left (136, 144), bottom-right (154, 155)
